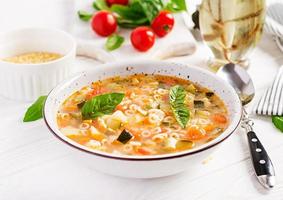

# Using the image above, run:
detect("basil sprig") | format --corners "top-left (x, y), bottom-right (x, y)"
top-left (23, 96), bottom-right (47, 122)
top-left (77, 10), bottom-right (93, 22)
top-left (89, 0), bottom-right (187, 28)
top-left (272, 116), bottom-right (283, 132)
top-left (138, 0), bottom-right (164, 22)
top-left (169, 85), bottom-right (190, 128)
top-left (81, 93), bottom-right (125, 120)
top-left (92, 0), bottom-right (110, 11)
top-left (165, 0), bottom-right (187, 13)
top-left (105, 34), bottom-right (125, 51)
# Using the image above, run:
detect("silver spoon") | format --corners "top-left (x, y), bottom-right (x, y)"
top-left (217, 63), bottom-right (276, 189)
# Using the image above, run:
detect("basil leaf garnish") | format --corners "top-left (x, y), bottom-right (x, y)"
top-left (138, 0), bottom-right (163, 22)
top-left (92, 0), bottom-right (110, 11)
top-left (165, 0), bottom-right (187, 12)
top-left (169, 85), bottom-right (189, 128)
top-left (272, 116), bottom-right (283, 132)
top-left (111, 2), bottom-right (150, 28)
top-left (77, 10), bottom-right (93, 22)
top-left (23, 96), bottom-right (47, 122)
top-left (105, 34), bottom-right (125, 51)
top-left (81, 93), bottom-right (125, 120)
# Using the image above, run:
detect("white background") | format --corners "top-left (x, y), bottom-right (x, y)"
top-left (0, 0), bottom-right (283, 199)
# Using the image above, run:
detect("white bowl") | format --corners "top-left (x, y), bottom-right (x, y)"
top-left (44, 60), bottom-right (242, 178)
top-left (0, 28), bottom-right (76, 102)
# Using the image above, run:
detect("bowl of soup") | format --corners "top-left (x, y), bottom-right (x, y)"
top-left (44, 60), bottom-right (242, 178)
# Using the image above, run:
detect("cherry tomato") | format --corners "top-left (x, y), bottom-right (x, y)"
top-left (106, 0), bottom-right (128, 6)
top-left (91, 11), bottom-right (117, 37)
top-left (130, 27), bottom-right (155, 52)
top-left (151, 11), bottom-right (175, 37)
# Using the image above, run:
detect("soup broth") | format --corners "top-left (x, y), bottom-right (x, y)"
top-left (57, 74), bottom-right (229, 156)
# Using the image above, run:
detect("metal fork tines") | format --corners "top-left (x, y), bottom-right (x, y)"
top-left (254, 67), bottom-right (283, 116)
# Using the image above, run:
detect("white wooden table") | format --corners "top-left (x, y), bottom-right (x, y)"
top-left (1, 1), bottom-right (283, 199)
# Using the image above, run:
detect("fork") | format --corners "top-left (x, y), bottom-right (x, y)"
top-left (254, 67), bottom-right (283, 116)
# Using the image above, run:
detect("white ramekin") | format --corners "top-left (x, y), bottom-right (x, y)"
top-left (44, 60), bottom-right (242, 178)
top-left (0, 28), bottom-right (76, 102)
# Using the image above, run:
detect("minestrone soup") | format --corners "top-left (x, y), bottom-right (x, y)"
top-left (57, 74), bottom-right (229, 156)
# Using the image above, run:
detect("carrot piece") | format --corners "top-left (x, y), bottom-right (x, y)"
top-left (142, 117), bottom-right (151, 125)
top-left (68, 135), bottom-right (91, 145)
top-left (137, 147), bottom-right (152, 155)
top-left (162, 95), bottom-right (169, 102)
top-left (57, 116), bottom-right (71, 128)
top-left (204, 124), bottom-right (215, 132)
top-left (161, 77), bottom-right (176, 86)
top-left (125, 90), bottom-right (132, 97)
top-left (212, 113), bottom-right (227, 124)
top-left (62, 105), bottom-right (79, 112)
top-left (116, 104), bottom-right (126, 112)
top-left (85, 87), bottom-right (108, 100)
top-left (186, 126), bottom-right (206, 140)
top-left (123, 126), bottom-right (141, 140)
top-left (92, 119), bottom-right (108, 133)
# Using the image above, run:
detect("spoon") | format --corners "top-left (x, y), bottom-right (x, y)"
top-left (217, 63), bottom-right (276, 189)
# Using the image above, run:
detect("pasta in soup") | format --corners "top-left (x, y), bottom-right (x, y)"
top-left (57, 74), bottom-right (229, 156)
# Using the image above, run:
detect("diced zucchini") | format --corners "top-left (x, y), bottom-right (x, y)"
top-left (176, 140), bottom-right (195, 150)
top-left (205, 92), bottom-right (214, 97)
top-left (117, 129), bottom-right (133, 144)
top-left (132, 78), bottom-right (139, 85)
top-left (106, 118), bottom-right (121, 130)
top-left (77, 101), bottom-right (85, 109)
top-left (186, 84), bottom-right (196, 94)
top-left (83, 119), bottom-right (93, 124)
top-left (70, 112), bottom-right (82, 119)
top-left (210, 127), bottom-right (223, 135)
top-left (163, 137), bottom-right (178, 151)
top-left (185, 93), bottom-right (195, 107)
top-left (195, 110), bottom-right (211, 118)
top-left (85, 140), bottom-right (101, 149)
top-left (104, 110), bottom-right (128, 130)
top-left (158, 83), bottom-right (166, 89)
top-left (111, 110), bottom-right (128, 123)
top-left (203, 98), bottom-right (211, 107)
top-left (194, 100), bottom-right (204, 108)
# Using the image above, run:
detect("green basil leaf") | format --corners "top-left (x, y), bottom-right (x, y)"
top-left (77, 10), bottom-right (93, 22)
top-left (23, 96), bottom-right (47, 122)
top-left (272, 116), bottom-right (283, 132)
top-left (165, 0), bottom-right (187, 12)
top-left (92, 0), bottom-right (110, 10)
top-left (169, 85), bottom-right (190, 128)
top-left (137, 0), bottom-right (163, 22)
top-left (117, 17), bottom-right (149, 28)
top-left (81, 93), bottom-right (125, 120)
top-left (105, 34), bottom-right (125, 51)
top-left (111, 3), bottom-right (146, 20)
top-left (111, 2), bottom-right (149, 28)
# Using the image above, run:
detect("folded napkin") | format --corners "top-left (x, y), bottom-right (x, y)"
top-left (253, 67), bottom-right (283, 116)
